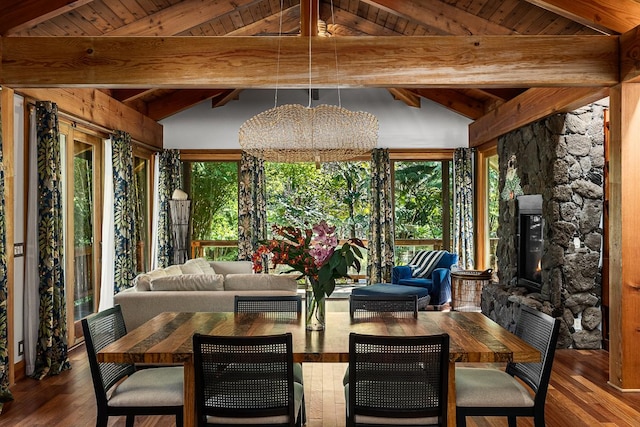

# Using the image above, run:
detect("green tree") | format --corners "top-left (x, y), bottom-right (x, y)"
top-left (265, 162), bottom-right (370, 240)
top-left (394, 161), bottom-right (444, 239)
top-left (190, 162), bottom-right (238, 240)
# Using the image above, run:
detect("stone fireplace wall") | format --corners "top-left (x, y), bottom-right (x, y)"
top-left (483, 102), bottom-right (606, 349)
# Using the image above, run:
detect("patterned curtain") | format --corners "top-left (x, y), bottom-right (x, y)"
top-left (111, 131), bottom-right (138, 293)
top-left (238, 152), bottom-right (266, 262)
top-left (368, 148), bottom-right (395, 284)
top-left (0, 94), bottom-right (13, 411)
top-left (453, 147), bottom-right (475, 269)
top-left (32, 101), bottom-right (70, 380)
top-left (156, 149), bottom-right (182, 268)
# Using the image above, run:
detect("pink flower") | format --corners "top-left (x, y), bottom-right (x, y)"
top-left (309, 245), bottom-right (335, 267)
top-left (312, 220), bottom-right (336, 238)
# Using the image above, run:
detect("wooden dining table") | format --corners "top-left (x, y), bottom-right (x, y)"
top-left (98, 311), bottom-right (540, 427)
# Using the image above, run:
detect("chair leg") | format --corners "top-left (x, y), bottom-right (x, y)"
top-left (176, 410), bottom-right (184, 427)
top-left (96, 416), bottom-right (108, 427)
top-left (508, 416), bottom-right (517, 427)
top-left (302, 395), bottom-right (307, 424)
top-left (125, 415), bottom-right (135, 427)
top-left (455, 409), bottom-right (467, 427)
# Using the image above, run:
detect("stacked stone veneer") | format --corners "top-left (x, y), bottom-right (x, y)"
top-left (483, 102), bottom-right (606, 349)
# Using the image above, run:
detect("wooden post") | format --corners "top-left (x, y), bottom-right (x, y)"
top-left (608, 83), bottom-right (640, 390)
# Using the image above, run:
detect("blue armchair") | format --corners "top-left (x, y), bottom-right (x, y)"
top-left (391, 251), bottom-right (459, 306)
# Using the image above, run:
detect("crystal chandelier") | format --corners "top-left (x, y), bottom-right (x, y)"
top-left (238, 2), bottom-right (378, 163)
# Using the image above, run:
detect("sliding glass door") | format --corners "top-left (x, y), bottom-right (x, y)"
top-left (60, 122), bottom-right (103, 346)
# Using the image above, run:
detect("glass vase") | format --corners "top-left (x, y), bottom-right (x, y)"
top-left (305, 277), bottom-right (326, 331)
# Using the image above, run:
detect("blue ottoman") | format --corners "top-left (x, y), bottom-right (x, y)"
top-left (351, 283), bottom-right (431, 309)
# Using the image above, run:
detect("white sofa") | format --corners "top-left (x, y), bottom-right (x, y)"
top-left (114, 258), bottom-right (298, 330)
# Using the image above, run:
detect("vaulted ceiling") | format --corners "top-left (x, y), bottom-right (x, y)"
top-left (1, 0), bottom-right (639, 128)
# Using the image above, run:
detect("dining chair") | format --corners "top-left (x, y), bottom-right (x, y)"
top-left (81, 305), bottom-right (184, 427)
top-left (349, 294), bottom-right (419, 318)
top-left (345, 332), bottom-right (450, 427)
top-left (234, 295), bottom-right (302, 313)
top-left (233, 294), bottom-right (306, 422)
top-left (192, 332), bottom-right (304, 427)
top-left (455, 305), bottom-right (561, 427)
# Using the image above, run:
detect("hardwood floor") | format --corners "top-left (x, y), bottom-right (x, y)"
top-left (5, 306), bottom-right (640, 426)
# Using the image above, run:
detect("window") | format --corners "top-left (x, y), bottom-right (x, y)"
top-left (476, 145), bottom-right (499, 276)
top-left (133, 155), bottom-right (151, 273)
top-left (60, 122), bottom-right (103, 346)
top-left (188, 161), bottom-right (239, 260)
top-left (265, 161), bottom-right (370, 239)
top-left (393, 160), bottom-right (452, 265)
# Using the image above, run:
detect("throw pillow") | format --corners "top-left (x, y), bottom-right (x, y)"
top-left (150, 274), bottom-right (224, 291)
top-left (408, 250), bottom-right (446, 279)
top-left (180, 262), bottom-right (203, 274)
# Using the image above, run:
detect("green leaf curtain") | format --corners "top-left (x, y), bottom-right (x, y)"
top-left (32, 101), bottom-right (70, 380)
top-left (238, 152), bottom-right (266, 262)
top-left (368, 148), bottom-right (395, 283)
top-left (453, 147), bottom-right (475, 269)
top-left (111, 131), bottom-right (138, 293)
top-left (0, 93), bottom-right (13, 411)
top-left (156, 149), bottom-right (182, 268)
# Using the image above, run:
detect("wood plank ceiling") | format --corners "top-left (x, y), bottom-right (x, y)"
top-left (1, 0), bottom-right (638, 122)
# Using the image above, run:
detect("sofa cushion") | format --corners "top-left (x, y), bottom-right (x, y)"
top-left (164, 265), bottom-right (184, 276)
top-left (224, 274), bottom-right (297, 292)
top-left (133, 268), bottom-right (169, 291)
top-left (210, 261), bottom-right (253, 276)
top-left (150, 274), bottom-right (224, 291)
top-left (183, 258), bottom-right (216, 275)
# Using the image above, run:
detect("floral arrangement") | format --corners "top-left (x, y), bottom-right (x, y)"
top-left (252, 221), bottom-right (366, 301)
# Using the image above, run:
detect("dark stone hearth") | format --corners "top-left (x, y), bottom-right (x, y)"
top-left (486, 102), bottom-right (606, 349)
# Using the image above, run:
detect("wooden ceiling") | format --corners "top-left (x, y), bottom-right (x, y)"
top-left (1, 0), bottom-right (639, 125)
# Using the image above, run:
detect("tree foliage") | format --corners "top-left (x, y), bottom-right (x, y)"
top-left (394, 161), bottom-right (444, 239)
top-left (190, 162), bottom-right (238, 240)
top-left (264, 162), bottom-right (370, 239)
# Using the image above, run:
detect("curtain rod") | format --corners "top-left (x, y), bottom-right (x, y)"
top-left (27, 102), bottom-right (161, 153)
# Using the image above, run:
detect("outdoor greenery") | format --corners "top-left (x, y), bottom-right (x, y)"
top-left (265, 161), bottom-right (370, 239)
top-left (73, 150), bottom-right (94, 248)
top-left (188, 159), bottom-right (451, 265)
top-left (394, 161), bottom-right (447, 240)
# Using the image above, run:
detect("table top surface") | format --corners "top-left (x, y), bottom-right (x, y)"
top-left (98, 311), bottom-right (539, 365)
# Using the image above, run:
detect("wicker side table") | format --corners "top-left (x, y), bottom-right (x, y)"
top-left (450, 269), bottom-right (492, 312)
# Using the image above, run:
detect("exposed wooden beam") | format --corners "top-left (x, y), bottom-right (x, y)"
top-left (387, 88), bottom-right (420, 108)
top-left (111, 89), bottom-right (156, 102)
top-left (608, 82), bottom-right (640, 389)
top-left (225, 5), bottom-right (300, 36)
top-left (363, 0), bottom-right (514, 35)
top-left (14, 88), bottom-right (163, 148)
top-left (0, 0), bottom-right (92, 36)
top-left (620, 25), bottom-right (640, 84)
top-left (480, 88), bottom-right (528, 102)
top-left (321, 7), bottom-right (401, 36)
top-left (147, 89), bottom-right (230, 120)
top-left (0, 35), bottom-right (619, 88)
top-left (105, 0), bottom-right (260, 36)
top-left (411, 88), bottom-right (485, 120)
top-left (468, 87), bottom-right (610, 147)
top-left (211, 89), bottom-right (242, 108)
top-left (523, 0), bottom-right (640, 35)
top-left (300, 0), bottom-right (319, 37)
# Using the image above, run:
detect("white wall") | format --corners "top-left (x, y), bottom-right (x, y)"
top-left (162, 88), bottom-right (471, 149)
